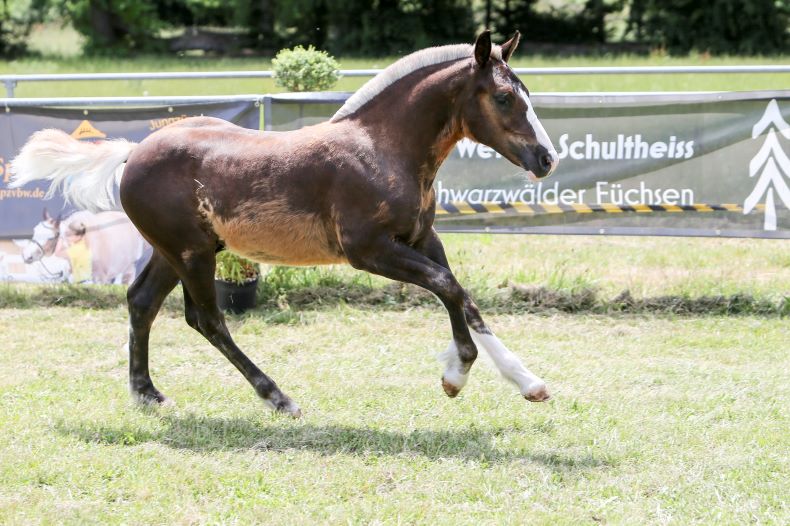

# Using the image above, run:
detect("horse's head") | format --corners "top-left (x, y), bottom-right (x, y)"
top-left (22, 208), bottom-right (61, 263)
top-left (460, 30), bottom-right (558, 181)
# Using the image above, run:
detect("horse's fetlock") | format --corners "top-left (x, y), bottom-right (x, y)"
top-left (458, 341), bottom-right (478, 364)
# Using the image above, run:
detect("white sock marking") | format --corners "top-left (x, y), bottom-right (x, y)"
top-left (438, 340), bottom-right (468, 388)
top-left (470, 329), bottom-right (545, 396)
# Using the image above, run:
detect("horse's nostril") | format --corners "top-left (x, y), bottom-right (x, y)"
top-left (539, 153), bottom-right (552, 171)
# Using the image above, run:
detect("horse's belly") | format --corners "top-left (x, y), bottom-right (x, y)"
top-left (208, 201), bottom-right (345, 266)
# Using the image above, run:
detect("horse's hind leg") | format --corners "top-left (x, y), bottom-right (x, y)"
top-left (173, 248), bottom-right (301, 417)
top-left (127, 250), bottom-right (179, 404)
top-left (183, 286), bottom-right (204, 337)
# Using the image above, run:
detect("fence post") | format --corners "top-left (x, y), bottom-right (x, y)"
top-left (263, 95), bottom-right (272, 131)
top-left (4, 80), bottom-right (16, 98)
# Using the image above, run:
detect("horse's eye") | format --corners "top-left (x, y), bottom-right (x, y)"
top-left (494, 93), bottom-right (512, 108)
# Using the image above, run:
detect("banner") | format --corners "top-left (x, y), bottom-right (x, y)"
top-left (264, 90), bottom-right (790, 239)
top-left (0, 99), bottom-right (259, 283)
top-left (2, 90), bottom-right (788, 284)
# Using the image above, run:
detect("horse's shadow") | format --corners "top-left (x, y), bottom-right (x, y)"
top-left (56, 413), bottom-right (613, 470)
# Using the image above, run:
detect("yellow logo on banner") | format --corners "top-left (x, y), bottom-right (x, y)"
top-left (70, 120), bottom-right (107, 140)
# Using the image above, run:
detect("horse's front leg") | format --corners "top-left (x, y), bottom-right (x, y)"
top-left (415, 230), bottom-right (550, 402)
top-left (345, 236), bottom-right (477, 397)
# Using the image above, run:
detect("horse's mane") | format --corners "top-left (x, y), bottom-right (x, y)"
top-left (331, 43), bottom-right (502, 122)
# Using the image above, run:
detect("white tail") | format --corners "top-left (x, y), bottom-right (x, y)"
top-left (9, 129), bottom-right (138, 213)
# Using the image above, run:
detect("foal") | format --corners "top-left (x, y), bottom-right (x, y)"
top-left (11, 31), bottom-right (558, 417)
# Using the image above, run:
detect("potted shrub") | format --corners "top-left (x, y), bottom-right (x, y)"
top-left (272, 45), bottom-right (340, 92)
top-left (214, 251), bottom-right (260, 314)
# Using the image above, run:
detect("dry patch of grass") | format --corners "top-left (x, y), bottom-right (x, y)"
top-left (3, 234), bottom-right (787, 317)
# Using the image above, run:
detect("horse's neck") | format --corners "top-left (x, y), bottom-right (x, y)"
top-left (355, 61), bottom-right (468, 184)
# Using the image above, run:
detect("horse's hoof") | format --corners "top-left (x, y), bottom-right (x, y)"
top-left (277, 404), bottom-right (302, 419)
top-left (441, 377), bottom-right (461, 398)
top-left (267, 396), bottom-right (302, 418)
top-left (523, 383), bottom-right (551, 402)
top-left (132, 390), bottom-right (172, 406)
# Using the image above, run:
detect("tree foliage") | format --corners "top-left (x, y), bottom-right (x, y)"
top-left (627, 0), bottom-right (789, 54)
top-left (0, 0), bottom-right (49, 56)
top-left (2, 0), bottom-right (788, 57)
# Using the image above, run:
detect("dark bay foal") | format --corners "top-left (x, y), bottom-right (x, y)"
top-left (11, 31), bottom-right (558, 417)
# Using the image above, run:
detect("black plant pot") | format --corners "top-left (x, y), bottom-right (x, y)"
top-left (215, 278), bottom-right (258, 314)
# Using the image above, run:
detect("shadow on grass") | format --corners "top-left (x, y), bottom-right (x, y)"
top-left (55, 413), bottom-right (613, 469)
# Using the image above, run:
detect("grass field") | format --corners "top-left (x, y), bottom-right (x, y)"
top-left (0, 232), bottom-right (788, 524)
top-left (0, 304), bottom-right (788, 524)
top-left (3, 54), bottom-right (789, 98)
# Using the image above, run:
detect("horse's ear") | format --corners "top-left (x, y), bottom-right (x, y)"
top-left (43, 208), bottom-right (51, 221)
top-left (474, 30), bottom-right (492, 68)
top-left (501, 30), bottom-right (521, 63)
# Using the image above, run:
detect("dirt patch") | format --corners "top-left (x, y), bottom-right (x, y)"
top-left (1, 281), bottom-right (786, 317)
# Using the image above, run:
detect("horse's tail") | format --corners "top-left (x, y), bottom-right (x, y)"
top-left (9, 129), bottom-right (138, 213)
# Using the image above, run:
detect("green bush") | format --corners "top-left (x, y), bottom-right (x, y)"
top-left (628, 0), bottom-right (789, 55)
top-left (272, 45), bottom-right (340, 92)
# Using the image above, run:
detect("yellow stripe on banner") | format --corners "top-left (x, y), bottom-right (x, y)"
top-left (437, 201), bottom-right (758, 216)
top-left (601, 203), bottom-right (623, 213)
top-left (511, 203), bottom-right (535, 215)
top-left (453, 202), bottom-right (477, 214)
top-left (483, 204), bottom-right (507, 214)
top-left (541, 203), bottom-right (564, 214)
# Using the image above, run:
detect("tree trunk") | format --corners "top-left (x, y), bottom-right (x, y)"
top-left (88, 0), bottom-right (122, 46)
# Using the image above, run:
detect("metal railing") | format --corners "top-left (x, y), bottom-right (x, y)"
top-left (2, 65), bottom-right (789, 97)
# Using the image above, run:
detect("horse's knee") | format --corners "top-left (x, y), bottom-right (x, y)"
top-left (184, 307), bottom-right (203, 334)
top-left (191, 309), bottom-right (226, 340)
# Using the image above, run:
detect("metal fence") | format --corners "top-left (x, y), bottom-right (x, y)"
top-left (3, 65), bottom-right (790, 97)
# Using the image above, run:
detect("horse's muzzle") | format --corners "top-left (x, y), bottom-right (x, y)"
top-left (520, 145), bottom-right (559, 181)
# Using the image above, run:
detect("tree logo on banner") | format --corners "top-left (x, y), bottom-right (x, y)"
top-left (745, 99), bottom-right (790, 231)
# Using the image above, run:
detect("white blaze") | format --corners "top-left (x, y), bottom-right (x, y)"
top-left (519, 88), bottom-right (559, 171)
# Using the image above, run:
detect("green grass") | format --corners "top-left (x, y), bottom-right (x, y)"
top-left (3, 47), bottom-right (789, 98)
top-left (3, 54), bottom-right (788, 98)
top-left (2, 234), bottom-right (788, 316)
top-left (6, 22), bottom-right (787, 98)
top-left (0, 305), bottom-right (788, 524)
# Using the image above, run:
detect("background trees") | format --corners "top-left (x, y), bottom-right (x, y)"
top-left (1, 0), bottom-right (787, 57)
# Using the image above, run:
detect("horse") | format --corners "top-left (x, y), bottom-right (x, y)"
top-left (22, 208), bottom-right (151, 285)
top-left (10, 31), bottom-right (559, 417)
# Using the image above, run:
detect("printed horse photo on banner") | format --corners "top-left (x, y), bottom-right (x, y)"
top-left (10, 30), bottom-right (559, 417)
top-left (11, 207), bottom-right (151, 284)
